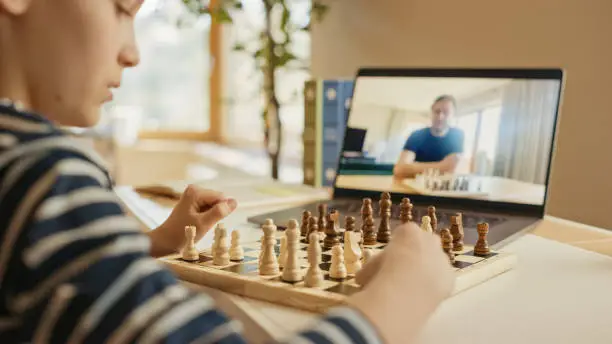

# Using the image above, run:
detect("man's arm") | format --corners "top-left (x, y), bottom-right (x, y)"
top-left (394, 152), bottom-right (460, 179)
top-left (1, 151), bottom-right (383, 344)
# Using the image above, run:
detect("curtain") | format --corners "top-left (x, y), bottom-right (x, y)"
top-left (492, 80), bottom-right (560, 184)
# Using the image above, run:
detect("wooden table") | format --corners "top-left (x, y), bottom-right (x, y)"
top-left (115, 186), bottom-right (612, 344)
top-left (336, 174), bottom-right (545, 205)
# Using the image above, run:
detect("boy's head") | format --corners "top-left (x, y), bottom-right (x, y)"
top-left (0, 0), bottom-right (143, 127)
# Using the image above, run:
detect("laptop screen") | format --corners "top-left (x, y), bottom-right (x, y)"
top-left (334, 68), bottom-right (564, 208)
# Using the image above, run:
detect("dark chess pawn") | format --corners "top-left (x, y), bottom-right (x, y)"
top-left (300, 210), bottom-right (311, 237)
top-left (399, 197), bottom-right (413, 224)
top-left (474, 222), bottom-right (491, 256)
top-left (363, 215), bottom-right (377, 245)
top-left (377, 192), bottom-right (392, 243)
top-left (361, 198), bottom-right (373, 221)
top-left (306, 216), bottom-right (319, 243)
top-left (450, 215), bottom-right (464, 251)
top-left (440, 228), bottom-right (455, 264)
top-left (317, 203), bottom-right (327, 235)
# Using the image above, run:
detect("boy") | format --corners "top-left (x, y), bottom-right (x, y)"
top-left (0, 0), bottom-right (455, 343)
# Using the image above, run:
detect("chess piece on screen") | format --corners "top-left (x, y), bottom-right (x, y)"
top-left (300, 210), bottom-right (311, 236)
top-left (330, 245), bottom-right (348, 279)
top-left (282, 220), bottom-right (302, 282)
top-left (421, 215), bottom-right (433, 233)
top-left (213, 224), bottom-right (230, 266)
top-left (259, 219), bottom-right (280, 275)
top-left (450, 215), bottom-right (464, 251)
top-left (182, 225), bottom-right (199, 261)
top-left (305, 232), bottom-right (324, 287)
top-left (475, 222), bottom-right (491, 256)
top-left (440, 228), bottom-right (455, 264)
top-left (230, 230), bottom-right (244, 261)
top-left (344, 230), bottom-right (362, 274)
top-left (377, 192), bottom-right (392, 243)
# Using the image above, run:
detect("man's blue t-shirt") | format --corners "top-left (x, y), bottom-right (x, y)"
top-left (403, 127), bottom-right (464, 162)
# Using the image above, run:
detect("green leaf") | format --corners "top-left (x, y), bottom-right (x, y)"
top-left (233, 42), bottom-right (247, 51)
top-left (276, 51), bottom-right (298, 68)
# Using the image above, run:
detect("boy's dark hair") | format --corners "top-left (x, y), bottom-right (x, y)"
top-left (432, 95), bottom-right (456, 108)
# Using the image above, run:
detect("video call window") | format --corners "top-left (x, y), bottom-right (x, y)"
top-left (336, 76), bottom-right (562, 206)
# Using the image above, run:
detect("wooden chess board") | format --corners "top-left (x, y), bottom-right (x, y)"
top-left (159, 228), bottom-right (517, 314)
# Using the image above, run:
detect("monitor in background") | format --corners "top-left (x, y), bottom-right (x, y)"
top-left (335, 70), bottom-right (563, 207)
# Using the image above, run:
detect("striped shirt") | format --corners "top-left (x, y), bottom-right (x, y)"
top-left (0, 104), bottom-right (383, 344)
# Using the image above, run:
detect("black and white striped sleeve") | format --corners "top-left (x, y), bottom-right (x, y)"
top-left (0, 149), bottom-right (384, 344)
top-left (0, 150), bottom-right (248, 344)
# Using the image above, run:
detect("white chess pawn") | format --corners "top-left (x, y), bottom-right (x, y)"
top-left (278, 234), bottom-right (287, 268)
top-left (282, 219), bottom-right (302, 282)
top-left (362, 248), bottom-right (373, 264)
top-left (329, 245), bottom-right (347, 279)
top-left (182, 225), bottom-right (199, 261)
top-left (230, 230), bottom-right (244, 261)
top-left (213, 224), bottom-right (230, 266)
top-left (421, 215), bottom-right (433, 233)
top-left (305, 232), bottom-right (324, 287)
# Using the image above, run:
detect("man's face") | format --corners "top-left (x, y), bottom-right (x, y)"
top-left (431, 99), bottom-right (454, 131)
top-left (3, 0), bottom-right (142, 127)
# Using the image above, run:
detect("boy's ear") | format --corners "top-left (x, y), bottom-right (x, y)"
top-left (0, 0), bottom-right (34, 15)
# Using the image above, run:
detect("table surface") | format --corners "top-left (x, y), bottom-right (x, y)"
top-left (336, 174), bottom-right (545, 206)
top-left (115, 185), bottom-right (612, 344)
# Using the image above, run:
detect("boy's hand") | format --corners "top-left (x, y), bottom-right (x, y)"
top-left (148, 185), bottom-right (237, 257)
top-left (347, 222), bottom-right (455, 344)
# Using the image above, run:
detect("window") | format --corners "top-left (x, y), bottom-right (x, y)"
top-left (106, 0), bottom-right (212, 137)
top-left (454, 106), bottom-right (502, 174)
top-left (223, 1), bottom-right (312, 164)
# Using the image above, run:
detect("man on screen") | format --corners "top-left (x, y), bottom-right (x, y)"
top-left (393, 95), bottom-right (465, 179)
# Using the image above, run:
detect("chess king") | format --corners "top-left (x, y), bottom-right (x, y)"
top-left (393, 95), bottom-right (465, 179)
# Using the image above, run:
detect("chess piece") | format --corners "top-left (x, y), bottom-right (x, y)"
top-left (362, 248), bottom-right (373, 264)
top-left (361, 198), bottom-right (373, 222)
top-left (421, 215), bottom-right (433, 233)
top-left (427, 206), bottom-right (437, 233)
top-left (474, 222), bottom-right (491, 256)
top-left (344, 230), bottom-right (362, 274)
top-left (300, 210), bottom-right (311, 236)
top-left (317, 203), bottom-right (327, 235)
top-left (450, 215), bottom-right (464, 251)
top-left (259, 219), bottom-right (280, 275)
top-left (377, 192), bottom-right (392, 243)
top-left (363, 215), bottom-right (377, 245)
top-left (329, 245), bottom-right (347, 279)
top-left (230, 230), bottom-right (244, 261)
top-left (440, 228), bottom-right (455, 264)
top-left (323, 213), bottom-right (339, 249)
top-left (213, 224), bottom-right (230, 266)
top-left (278, 234), bottom-right (287, 268)
top-left (306, 216), bottom-right (318, 243)
top-left (305, 232), bottom-right (324, 287)
top-left (345, 216), bottom-right (361, 247)
top-left (282, 219), bottom-right (302, 282)
top-left (399, 197), bottom-right (412, 223)
top-left (182, 225), bottom-right (199, 261)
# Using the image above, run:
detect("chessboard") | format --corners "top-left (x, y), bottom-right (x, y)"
top-left (402, 169), bottom-right (489, 198)
top-left (158, 193), bottom-right (517, 313)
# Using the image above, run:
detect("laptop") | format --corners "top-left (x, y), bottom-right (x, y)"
top-left (248, 67), bottom-right (565, 249)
